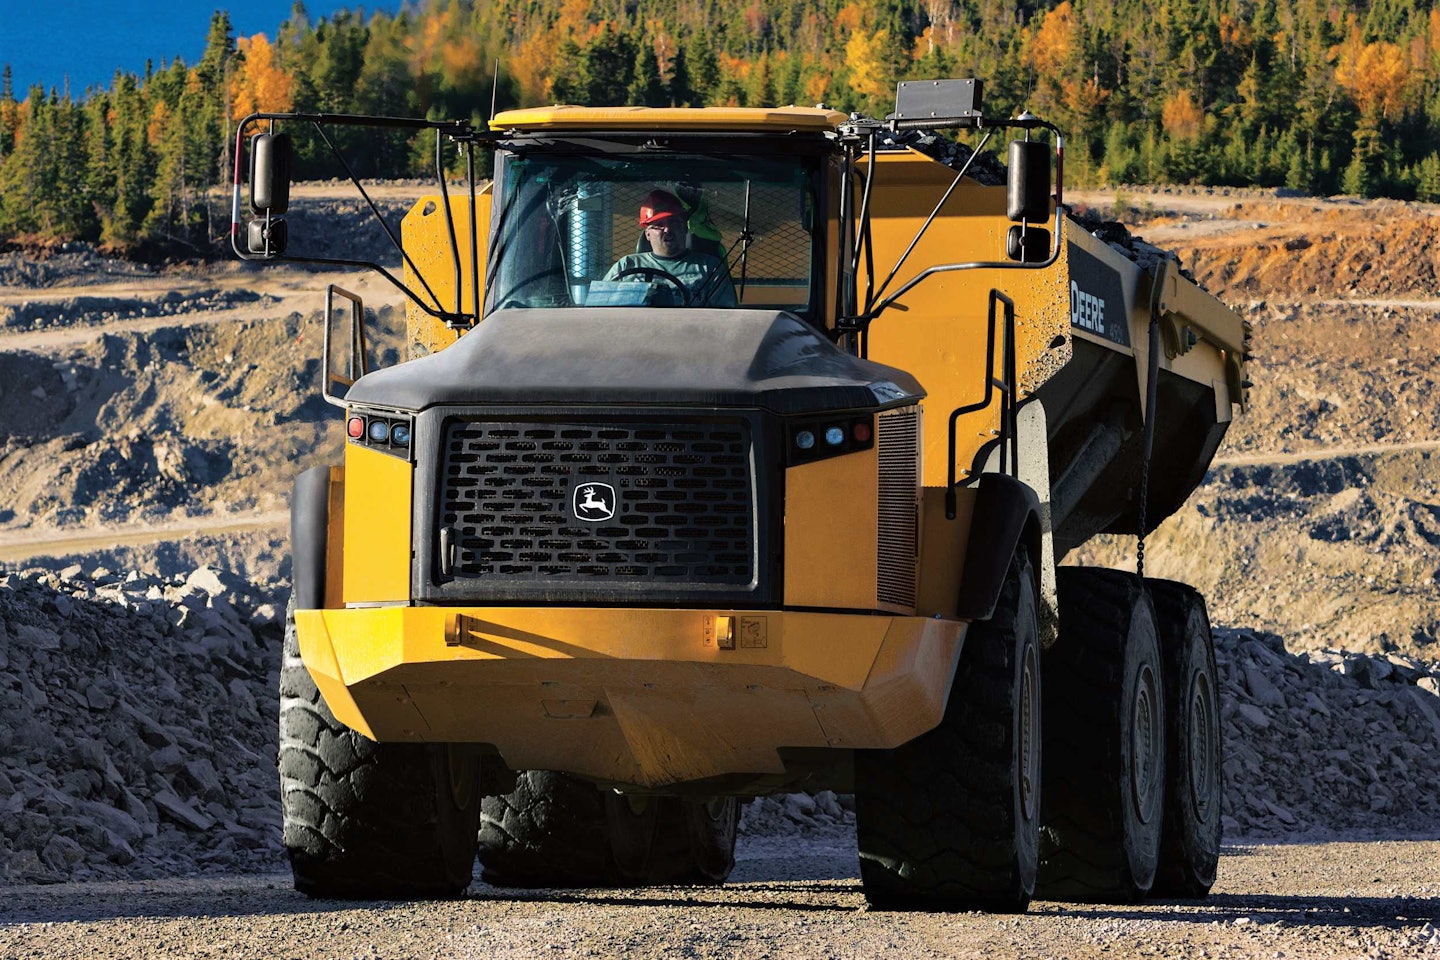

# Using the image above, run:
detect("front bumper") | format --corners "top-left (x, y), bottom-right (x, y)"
top-left (296, 606), bottom-right (966, 789)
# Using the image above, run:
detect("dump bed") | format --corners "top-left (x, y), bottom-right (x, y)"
top-left (1039, 220), bottom-right (1249, 556)
top-left (859, 151), bottom-right (1248, 564)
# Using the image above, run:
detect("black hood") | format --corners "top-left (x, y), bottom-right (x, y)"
top-left (347, 308), bottom-right (924, 415)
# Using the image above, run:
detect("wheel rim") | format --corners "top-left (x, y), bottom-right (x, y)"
top-left (1131, 663), bottom-right (1160, 824)
top-left (1188, 669), bottom-right (1217, 817)
top-left (1019, 641), bottom-right (1040, 823)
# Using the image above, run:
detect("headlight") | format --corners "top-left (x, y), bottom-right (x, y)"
top-left (787, 414), bottom-right (875, 465)
top-left (346, 408), bottom-right (415, 459)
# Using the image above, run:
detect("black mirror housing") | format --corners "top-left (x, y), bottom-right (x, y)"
top-left (247, 216), bottom-right (288, 257)
top-left (250, 131), bottom-right (293, 214)
top-left (1006, 224), bottom-right (1049, 263)
top-left (1007, 140), bottom-right (1051, 224)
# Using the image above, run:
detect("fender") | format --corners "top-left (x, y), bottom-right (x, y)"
top-left (954, 472), bottom-right (1042, 621)
top-left (291, 465), bottom-right (335, 610)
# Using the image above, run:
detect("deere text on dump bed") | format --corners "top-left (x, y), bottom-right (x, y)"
top-left (235, 78), bottom-right (1249, 907)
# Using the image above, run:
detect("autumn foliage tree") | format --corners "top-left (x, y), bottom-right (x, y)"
top-left (6, 0), bottom-right (1440, 248)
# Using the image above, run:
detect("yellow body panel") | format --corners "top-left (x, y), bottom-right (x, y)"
top-left (340, 444), bottom-right (412, 604)
top-left (783, 445), bottom-right (880, 610)
top-left (295, 605), bottom-right (967, 787)
top-left (401, 186), bottom-right (492, 357)
top-left (492, 105), bottom-right (848, 133)
top-left (859, 151), bottom-right (1072, 490)
top-left (916, 486), bottom-right (973, 617)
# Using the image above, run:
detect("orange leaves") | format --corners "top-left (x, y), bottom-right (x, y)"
top-left (846, 27), bottom-right (892, 103)
top-left (1062, 75), bottom-right (1109, 119)
top-left (1161, 89), bottom-right (1204, 141)
top-left (1024, 0), bottom-right (1076, 78)
top-left (231, 34), bottom-right (294, 117)
top-left (510, 31), bottom-right (553, 105)
top-left (1218, 14), bottom-right (1251, 50)
top-left (440, 37), bottom-right (488, 88)
top-left (1021, 1), bottom-right (1111, 124)
top-left (1333, 29), bottom-right (1412, 122)
top-left (146, 100), bottom-right (171, 148)
top-left (834, 3), bottom-right (866, 36)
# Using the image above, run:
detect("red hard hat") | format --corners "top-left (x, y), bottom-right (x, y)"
top-left (639, 189), bottom-right (686, 228)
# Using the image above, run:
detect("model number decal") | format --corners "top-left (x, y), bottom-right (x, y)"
top-left (1071, 281), bottom-right (1106, 334)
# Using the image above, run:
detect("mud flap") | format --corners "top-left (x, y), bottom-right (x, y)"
top-left (955, 473), bottom-right (1040, 622)
top-left (291, 465), bottom-right (333, 610)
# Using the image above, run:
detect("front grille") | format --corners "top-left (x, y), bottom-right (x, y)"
top-left (877, 407), bottom-right (920, 609)
top-left (436, 420), bottom-right (755, 595)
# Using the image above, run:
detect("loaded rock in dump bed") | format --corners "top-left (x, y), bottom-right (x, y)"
top-left (1, 562), bottom-right (1438, 884)
top-left (882, 131), bottom-right (1192, 278)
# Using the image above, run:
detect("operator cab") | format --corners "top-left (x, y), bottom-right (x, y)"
top-left (483, 106), bottom-right (847, 324)
top-left (487, 149), bottom-right (821, 317)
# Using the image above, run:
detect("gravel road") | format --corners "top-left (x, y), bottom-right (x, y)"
top-left (3, 833), bottom-right (1438, 959)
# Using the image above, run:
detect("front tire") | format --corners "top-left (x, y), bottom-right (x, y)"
top-left (1038, 568), bottom-right (1166, 903)
top-left (855, 547), bottom-right (1041, 912)
top-left (278, 600), bottom-right (482, 899)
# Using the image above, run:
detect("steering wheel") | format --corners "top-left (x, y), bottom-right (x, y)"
top-left (611, 266), bottom-right (690, 306)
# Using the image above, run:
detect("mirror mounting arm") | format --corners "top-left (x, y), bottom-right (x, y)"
top-left (232, 111), bottom-right (500, 329)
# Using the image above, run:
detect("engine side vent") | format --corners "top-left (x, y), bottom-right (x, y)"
top-left (877, 406), bottom-right (920, 609)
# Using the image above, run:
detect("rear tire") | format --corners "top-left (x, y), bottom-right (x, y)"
top-left (1147, 579), bottom-right (1222, 898)
top-left (476, 767), bottom-right (738, 887)
top-left (855, 548), bottom-right (1041, 912)
top-left (1038, 568), bottom-right (1165, 902)
top-left (278, 600), bottom-right (482, 899)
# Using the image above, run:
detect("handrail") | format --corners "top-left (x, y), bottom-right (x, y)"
top-left (945, 288), bottom-right (1018, 519)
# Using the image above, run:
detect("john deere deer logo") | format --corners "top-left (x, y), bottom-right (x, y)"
top-left (572, 482), bottom-right (616, 522)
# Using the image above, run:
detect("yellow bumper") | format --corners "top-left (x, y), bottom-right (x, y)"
top-left (295, 606), bottom-right (967, 788)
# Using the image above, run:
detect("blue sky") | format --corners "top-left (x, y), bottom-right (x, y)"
top-left (0, 1), bottom-right (384, 96)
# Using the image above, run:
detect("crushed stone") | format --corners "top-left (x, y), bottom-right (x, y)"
top-left (1, 562), bottom-right (1436, 885)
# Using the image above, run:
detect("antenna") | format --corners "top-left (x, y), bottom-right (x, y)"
top-left (489, 59), bottom-right (500, 123)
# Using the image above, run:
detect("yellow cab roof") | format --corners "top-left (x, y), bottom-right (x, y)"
top-left (490, 105), bottom-right (849, 134)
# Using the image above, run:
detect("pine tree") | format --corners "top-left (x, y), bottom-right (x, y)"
top-left (0, 66), bottom-right (16, 159)
top-left (197, 12), bottom-right (237, 184)
top-left (584, 27), bottom-right (637, 106)
top-left (669, 45), bottom-right (696, 107)
top-left (1416, 153), bottom-right (1440, 203)
top-left (628, 42), bottom-right (668, 106)
top-left (687, 35), bottom-right (720, 105)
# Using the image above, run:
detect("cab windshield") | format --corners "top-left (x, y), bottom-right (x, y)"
top-left (486, 152), bottom-right (819, 316)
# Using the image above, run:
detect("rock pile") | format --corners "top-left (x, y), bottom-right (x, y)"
top-left (0, 289), bottom-right (268, 334)
top-left (0, 244), bottom-right (156, 290)
top-left (1214, 626), bottom-right (1440, 838)
top-left (0, 564), bottom-right (286, 884)
top-left (1, 562), bottom-right (1437, 886)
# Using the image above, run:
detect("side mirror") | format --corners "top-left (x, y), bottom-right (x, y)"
top-left (246, 216), bottom-right (288, 257)
top-left (249, 131), bottom-right (292, 214)
top-left (1007, 225), bottom-right (1050, 263)
top-left (1006, 140), bottom-right (1051, 224)
top-left (322, 285), bottom-right (368, 406)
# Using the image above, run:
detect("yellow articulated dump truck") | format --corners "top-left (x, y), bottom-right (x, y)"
top-left (234, 78), bottom-right (1248, 909)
